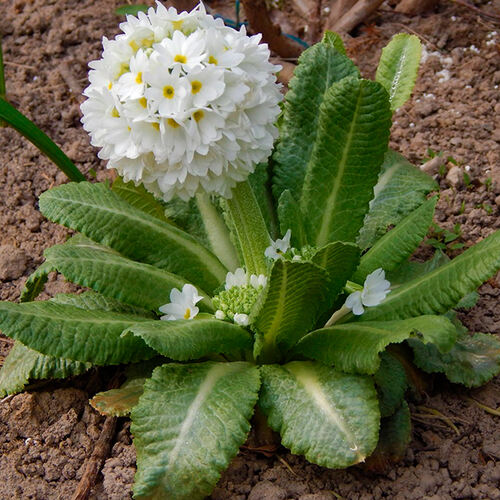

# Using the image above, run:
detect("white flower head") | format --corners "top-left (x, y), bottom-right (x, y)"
top-left (81, 2), bottom-right (282, 201)
top-left (345, 268), bottom-right (391, 316)
top-left (225, 267), bottom-right (267, 290)
top-left (265, 229), bottom-right (291, 260)
top-left (159, 283), bottom-right (203, 320)
top-left (233, 313), bottom-right (249, 326)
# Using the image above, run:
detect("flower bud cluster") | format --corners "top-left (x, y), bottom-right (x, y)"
top-left (81, 2), bottom-right (282, 201)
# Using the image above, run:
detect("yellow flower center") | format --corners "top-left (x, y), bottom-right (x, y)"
top-left (139, 97), bottom-right (147, 108)
top-left (174, 54), bottom-right (187, 64)
top-left (163, 85), bottom-right (175, 99)
top-left (117, 63), bottom-right (130, 78)
top-left (184, 308), bottom-right (191, 319)
top-left (168, 118), bottom-right (180, 129)
top-left (172, 20), bottom-right (184, 31)
top-left (192, 110), bottom-right (204, 122)
top-left (191, 80), bottom-right (202, 94)
top-left (135, 72), bottom-right (143, 84)
top-left (208, 55), bottom-right (218, 65)
top-left (107, 82), bottom-right (113, 90)
top-left (129, 40), bottom-right (139, 52)
top-left (111, 107), bottom-right (120, 118)
top-left (151, 122), bottom-right (160, 131)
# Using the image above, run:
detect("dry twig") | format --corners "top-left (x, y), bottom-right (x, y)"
top-left (240, 0), bottom-right (304, 58)
top-left (329, 0), bottom-right (386, 33)
top-left (395, 0), bottom-right (438, 15)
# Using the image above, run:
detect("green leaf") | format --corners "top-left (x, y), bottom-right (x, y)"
top-left (410, 331), bottom-right (500, 388)
top-left (387, 250), bottom-right (448, 286)
top-left (277, 190), bottom-right (306, 247)
top-left (90, 359), bottom-right (161, 417)
top-left (312, 241), bottom-right (361, 303)
top-left (124, 319), bottom-right (253, 360)
top-left (294, 315), bottom-right (456, 374)
top-left (38, 182), bottom-right (227, 292)
top-left (115, 4), bottom-right (148, 16)
top-left (259, 362), bottom-right (380, 468)
top-left (273, 44), bottom-right (359, 201)
top-left (111, 177), bottom-right (170, 223)
top-left (50, 290), bottom-right (155, 318)
top-left (353, 196), bottom-right (437, 283)
top-left (43, 239), bottom-right (213, 312)
top-left (0, 99), bottom-right (85, 182)
top-left (132, 361), bottom-right (260, 499)
top-left (0, 301), bottom-right (154, 365)
top-left (358, 150), bottom-right (437, 250)
top-left (376, 34), bottom-right (422, 111)
top-left (20, 260), bottom-right (56, 302)
top-left (367, 401), bottom-right (411, 468)
top-left (361, 230), bottom-right (500, 321)
top-left (0, 341), bottom-right (91, 397)
top-left (322, 31), bottom-right (346, 55)
top-left (374, 352), bottom-right (408, 418)
top-left (300, 77), bottom-right (392, 246)
top-left (251, 260), bottom-right (329, 361)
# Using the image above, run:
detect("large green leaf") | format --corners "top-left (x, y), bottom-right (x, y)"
top-left (38, 182), bottom-right (227, 292)
top-left (251, 260), bottom-right (329, 362)
top-left (20, 260), bottom-right (56, 302)
top-left (376, 34), bottom-right (421, 111)
top-left (300, 77), bottom-right (392, 246)
top-left (321, 30), bottom-right (347, 55)
top-left (277, 190), bottom-right (306, 248)
top-left (294, 315), bottom-right (456, 374)
top-left (0, 301), bottom-right (154, 365)
top-left (132, 361), bottom-right (260, 499)
top-left (387, 250), bottom-right (448, 286)
top-left (374, 352), bottom-right (408, 418)
top-left (312, 241), bottom-right (361, 303)
top-left (124, 319), bottom-right (253, 360)
top-left (111, 177), bottom-right (170, 223)
top-left (273, 43), bottom-right (359, 201)
top-left (259, 362), bottom-right (380, 468)
top-left (410, 331), bottom-right (500, 388)
top-left (0, 341), bottom-right (91, 397)
top-left (353, 196), bottom-right (437, 283)
top-left (358, 150), bottom-right (437, 250)
top-left (43, 239), bottom-right (213, 312)
top-left (361, 230), bottom-right (500, 321)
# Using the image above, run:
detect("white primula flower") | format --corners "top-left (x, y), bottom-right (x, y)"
top-left (234, 313), bottom-right (250, 326)
top-left (159, 283), bottom-right (203, 320)
top-left (264, 229), bottom-right (291, 260)
top-left (345, 268), bottom-right (391, 316)
top-left (225, 268), bottom-right (267, 290)
top-left (215, 310), bottom-right (226, 320)
top-left (81, 2), bottom-right (282, 201)
top-left (250, 273), bottom-right (267, 289)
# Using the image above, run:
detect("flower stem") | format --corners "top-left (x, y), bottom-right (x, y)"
top-left (196, 192), bottom-right (240, 272)
top-left (324, 304), bottom-right (351, 328)
top-left (225, 180), bottom-right (269, 276)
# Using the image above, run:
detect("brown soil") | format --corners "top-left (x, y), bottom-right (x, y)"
top-left (0, 0), bottom-right (499, 498)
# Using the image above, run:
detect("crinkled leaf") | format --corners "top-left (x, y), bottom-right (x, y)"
top-left (353, 196), bottom-right (437, 283)
top-left (374, 352), bottom-right (408, 418)
top-left (124, 319), bottom-right (252, 360)
top-left (44, 239), bottom-right (213, 312)
top-left (20, 260), bottom-right (56, 302)
top-left (410, 331), bottom-right (500, 388)
top-left (387, 250), bottom-right (448, 286)
top-left (273, 43), bottom-right (359, 201)
top-left (312, 241), bottom-right (361, 304)
top-left (0, 301), bottom-right (154, 365)
top-left (259, 362), bottom-right (380, 468)
top-left (251, 260), bottom-right (329, 361)
top-left (361, 230), bottom-right (500, 321)
top-left (111, 177), bottom-right (170, 223)
top-left (38, 182), bottom-right (226, 292)
top-left (132, 361), bottom-right (260, 499)
top-left (376, 34), bottom-right (421, 111)
top-left (248, 162), bottom-right (278, 238)
top-left (90, 359), bottom-right (161, 417)
top-left (277, 190), bottom-right (306, 248)
top-left (322, 30), bottom-right (346, 55)
top-left (358, 150), bottom-right (437, 250)
top-left (0, 341), bottom-right (91, 397)
top-left (294, 315), bottom-right (457, 374)
top-left (300, 77), bottom-right (392, 246)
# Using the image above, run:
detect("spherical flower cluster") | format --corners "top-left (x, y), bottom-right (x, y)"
top-left (81, 2), bottom-right (282, 201)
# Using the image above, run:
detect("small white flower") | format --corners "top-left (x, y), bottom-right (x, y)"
top-left (159, 283), bottom-right (203, 320)
top-left (345, 268), bottom-right (391, 316)
top-left (250, 273), bottom-right (267, 289)
top-left (215, 310), bottom-right (226, 320)
top-left (225, 268), bottom-right (247, 290)
top-left (264, 229), bottom-right (291, 260)
top-left (234, 313), bottom-right (249, 326)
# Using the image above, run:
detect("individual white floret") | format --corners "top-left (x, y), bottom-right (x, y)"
top-left (345, 268), bottom-right (391, 316)
top-left (159, 283), bottom-right (203, 320)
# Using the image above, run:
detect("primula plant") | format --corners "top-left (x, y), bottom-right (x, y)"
top-left (1, 3), bottom-right (500, 498)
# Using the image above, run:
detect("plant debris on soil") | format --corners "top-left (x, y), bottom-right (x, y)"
top-left (0, 0), bottom-right (499, 498)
